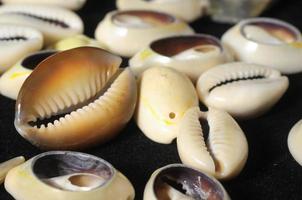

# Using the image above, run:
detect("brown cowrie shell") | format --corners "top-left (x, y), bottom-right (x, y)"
top-left (177, 107), bottom-right (248, 180)
top-left (143, 164), bottom-right (230, 200)
top-left (288, 120), bottom-right (302, 166)
top-left (15, 47), bottom-right (137, 150)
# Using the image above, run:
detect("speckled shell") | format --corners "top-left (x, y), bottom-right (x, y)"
top-left (135, 67), bottom-right (198, 144)
top-left (116, 0), bottom-right (209, 22)
top-left (196, 62), bottom-right (289, 119)
top-left (5, 151), bottom-right (135, 200)
top-left (0, 4), bottom-right (84, 45)
top-left (0, 50), bottom-right (56, 100)
top-left (0, 156), bottom-right (25, 184)
top-left (95, 10), bottom-right (194, 57)
top-left (15, 47), bottom-right (137, 150)
top-left (0, 24), bottom-right (43, 72)
top-left (288, 120), bottom-right (302, 166)
top-left (177, 107), bottom-right (248, 180)
top-left (222, 17), bottom-right (302, 74)
top-left (143, 164), bottom-right (230, 200)
top-left (130, 34), bottom-right (232, 82)
top-left (2, 0), bottom-right (87, 10)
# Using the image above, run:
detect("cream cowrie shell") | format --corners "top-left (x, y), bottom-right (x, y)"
top-left (288, 120), bottom-right (302, 166)
top-left (5, 151), bottom-right (135, 200)
top-left (177, 107), bottom-right (248, 180)
top-left (116, 0), bottom-right (209, 22)
top-left (0, 50), bottom-right (56, 100)
top-left (196, 62), bottom-right (289, 119)
top-left (95, 10), bottom-right (194, 57)
top-left (135, 67), bottom-right (198, 144)
top-left (1, 0), bottom-right (87, 11)
top-left (0, 156), bottom-right (25, 184)
top-left (130, 34), bottom-right (232, 82)
top-left (143, 164), bottom-right (230, 200)
top-left (221, 17), bottom-right (302, 74)
top-left (0, 4), bottom-right (84, 45)
top-left (0, 24), bottom-right (43, 72)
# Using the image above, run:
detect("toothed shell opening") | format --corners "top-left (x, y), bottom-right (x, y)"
top-left (32, 151), bottom-right (114, 191)
top-left (21, 50), bottom-right (57, 70)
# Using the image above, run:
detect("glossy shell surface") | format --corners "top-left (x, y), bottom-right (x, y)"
top-left (288, 120), bottom-right (302, 166)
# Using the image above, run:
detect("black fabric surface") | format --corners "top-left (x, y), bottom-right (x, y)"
top-left (1, 0), bottom-right (302, 199)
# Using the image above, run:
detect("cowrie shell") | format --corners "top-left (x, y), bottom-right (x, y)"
top-left (135, 67), bottom-right (198, 144)
top-left (130, 34), bottom-right (232, 82)
top-left (177, 107), bottom-right (248, 180)
top-left (288, 120), bottom-right (302, 166)
top-left (116, 0), bottom-right (209, 22)
top-left (0, 4), bottom-right (84, 45)
top-left (196, 62), bottom-right (289, 119)
top-left (0, 156), bottom-right (25, 184)
top-left (0, 24), bottom-right (43, 72)
top-left (5, 151), bottom-right (135, 200)
top-left (222, 17), bottom-right (302, 74)
top-left (95, 10), bottom-right (194, 57)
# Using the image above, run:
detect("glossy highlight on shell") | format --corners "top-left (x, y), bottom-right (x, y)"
top-left (0, 156), bottom-right (25, 184)
top-left (288, 120), bottom-right (302, 166)
top-left (95, 10), bottom-right (194, 57)
top-left (130, 34), bottom-right (232, 82)
top-left (177, 107), bottom-right (248, 180)
top-left (222, 17), bottom-right (302, 74)
top-left (15, 47), bottom-right (137, 150)
top-left (5, 151), bottom-right (135, 200)
top-left (0, 24), bottom-right (43, 72)
top-left (144, 164), bottom-right (230, 200)
top-left (135, 67), bottom-right (198, 144)
top-left (196, 62), bottom-right (289, 119)
top-left (0, 50), bottom-right (56, 100)
top-left (0, 4), bottom-right (84, 45)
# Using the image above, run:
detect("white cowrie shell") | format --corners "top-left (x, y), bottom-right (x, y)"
top-left (95, 10), bottom-right (194, 57)
top-left (116, 0), bottom-right (209, 22)
top-left (135, 67), bottom-right (199, 144)
top-left (288, 120), bottom-right (302, 166)
top-left (196, 62), bottom-right (289, 119)
top-left (221, 17), bottom-right (302, 74)
top-left (0, 24), bottom-right (43, 72)
top-left (177, 107), bottom-right (248, 180)
top-left (0, 156), bottom-right (25, 184)
top-left (129, 34), bottom-right (233, 82)
top-left (0, 4), bottom-right (84, 45)
top-left (1, 0), bottom-right (87, 11)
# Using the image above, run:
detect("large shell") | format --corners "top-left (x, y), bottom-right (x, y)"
top-left (95, 10), bottom-right (194, 57)
top-left (0, 4), bottom-right (84, 45)
top-left (144, 164), bottom-right (230, 200)
top-left (221, 17), bottom-right (302, 74)
top-left (2, 0), bottom-right (87, 10)
top-left (196, 62), bottom-right (289, 119)
top-left (288, 120), bottom-right (302, 166)
top-left (15, 47), bottom-right (137, 150)
top-left (5, 151), bottom-right (135, 200)
top-left (0, 156), bottom-right (25, 184)
top-left (136, 67), bottom-right (198, 144)
top-left (116, 0), bottom-right (209, 22)
top-left (0, 50), bottom-right (56, 100)
top-left (130, 34), bottom-right (232, 82)
top-left (177, 107), bottom-right (248, 180)
top-left (0, 24), bottom-right (43, 72)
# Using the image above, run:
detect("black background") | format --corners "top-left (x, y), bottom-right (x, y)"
top-left (1, 0), bottom-right (302, 199)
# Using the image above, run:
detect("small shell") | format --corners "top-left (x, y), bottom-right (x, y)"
top-left (15, 47), bottom-right (137, 150)
top-left (136, 67), bottom-right (198, 144)
top-left (0, 4), bottom-right (84, 45)
top-left (5, 151), bottom-right (135, 200)
top-left (288, 120), bottom-right (302, 166)
top-left (130, 34), bottom-right (232, 82)
top-left (177, 107), bottom-right (248, 180)
top-left (196, 62), bottom-right (289, 119)
top-left (0, 156), bottom-right (25, 184)
top-left (2, 0), bottom-right (87, 10)
top-left (221, 17), bottom-right (302, 74)
top-left (0, 50), bottom-right (56, 100)
top-left (144, 164), bottom-right (230, 200)
top-left (116, 0), bottom-right (209, 22)
top-left (95, 10), bottom-right (194, 57)
top-left (0, 24), bottom-right (43, 72)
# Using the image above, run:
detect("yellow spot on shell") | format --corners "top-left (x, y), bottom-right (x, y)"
top-left (10, 72), bottom-right (31, 79)
top-left (290, 42), bottom-right (302, 48)
top-left (139, 49), bottom-right (153, 61)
